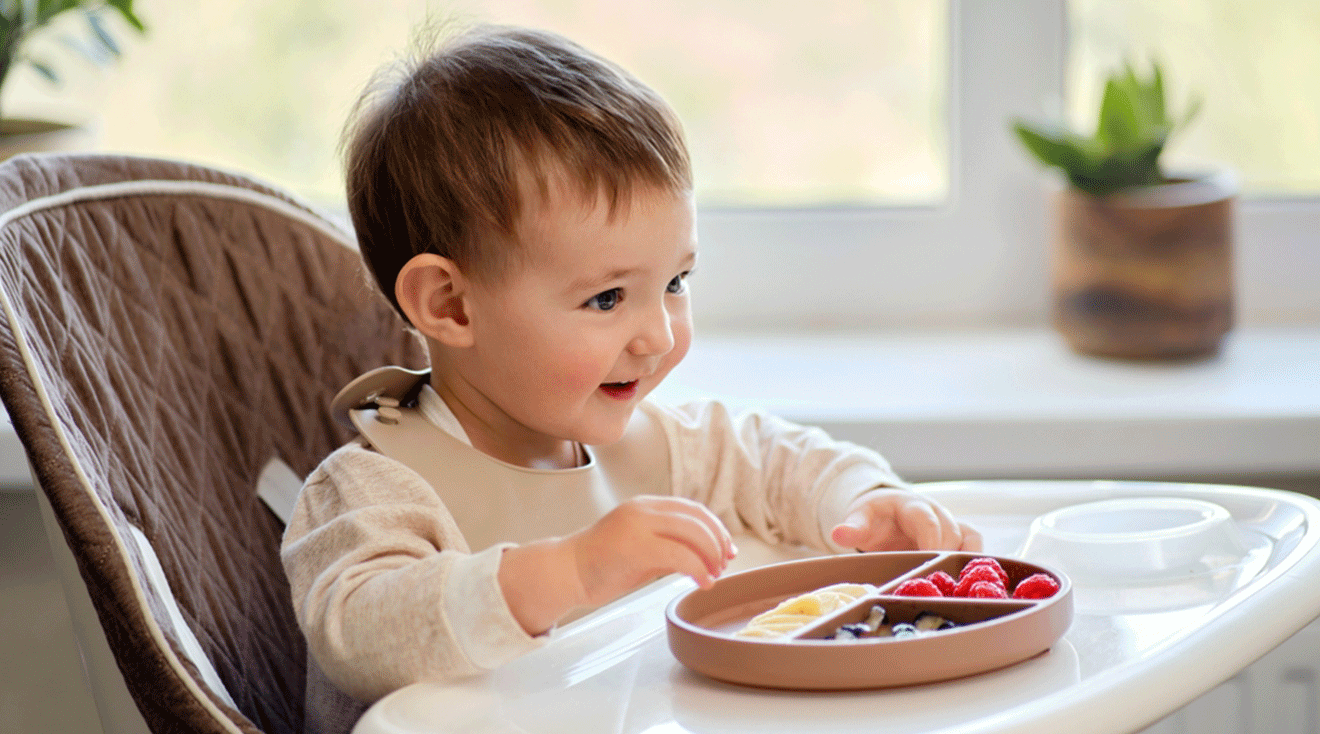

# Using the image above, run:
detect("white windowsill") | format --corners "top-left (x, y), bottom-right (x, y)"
top-left (3, 325), bottom-right (1317, 490)
top-left (652, 325), bottom-right (1320, 482)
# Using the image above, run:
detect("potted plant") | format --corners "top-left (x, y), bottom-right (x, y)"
top-left (1013, 60), bottom-right (1235, 360)
top-left (0, 0), bottom-right (145, 159)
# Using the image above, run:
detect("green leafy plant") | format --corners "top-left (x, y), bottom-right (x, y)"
top-left (0, 0), bottom-right (146, 123)
top-left (1012, 60), bottom-right (1201, 197)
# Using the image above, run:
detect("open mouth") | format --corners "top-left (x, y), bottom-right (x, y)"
top-left (599, 380), bottom-right (639, 400)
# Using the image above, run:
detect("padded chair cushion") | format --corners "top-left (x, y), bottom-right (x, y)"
top-left (0, 154), bottom-right (426, 733)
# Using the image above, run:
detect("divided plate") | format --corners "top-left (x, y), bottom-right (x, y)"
top-left (665, 552), bottom-right (1073, 690)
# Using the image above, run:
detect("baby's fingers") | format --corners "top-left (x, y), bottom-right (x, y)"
top-left (903, 500), bottom-right (982, 551)
top-left (958, 521), bottom-right (984, 552)
top-left (897, 500), bottom-right (945, 549)
top-left (627, 507), bottom-right (729, 587)
top-left (640, 495), bottom-right (736, 566)
top-left (652, 510), bottom-right (732, 581)
top-left (834, 490), bottom-right (979, 552)
top-left (831, 508), bottom-right (892, 550)
top-left (652, 535), bottom-right (724, 588)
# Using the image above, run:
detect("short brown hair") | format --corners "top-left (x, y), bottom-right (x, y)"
top-left (342, 24), bottom-right (692, 321)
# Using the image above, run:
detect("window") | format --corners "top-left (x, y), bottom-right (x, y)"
top-left (6, 1), bottom-right (1316, 330)
top-left (484, 0), bottom-right (950, 207)
top-left (3, 0), bottom-right (947, 209)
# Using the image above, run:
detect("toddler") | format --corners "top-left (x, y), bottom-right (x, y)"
top-left (281, 23), bottom-right (980, 734)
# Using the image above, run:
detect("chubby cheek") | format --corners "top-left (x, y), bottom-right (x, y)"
top-left (534, 338), bottom-right (615, 399)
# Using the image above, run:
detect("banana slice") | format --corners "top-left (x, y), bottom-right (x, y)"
top-left (735, 582), bottom-right (876, 638)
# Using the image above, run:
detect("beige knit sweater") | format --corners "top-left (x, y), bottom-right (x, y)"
top-left (282, 386), bottom-right (905, 729)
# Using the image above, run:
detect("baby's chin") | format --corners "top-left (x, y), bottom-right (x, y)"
top-left (571, 408), bottom-right (645, 448)
top-left (573, 421), bottom-right (632, 448)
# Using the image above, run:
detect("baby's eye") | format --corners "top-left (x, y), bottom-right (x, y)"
top-left (666, 272), bottom-right (690, 294)
top-left (585, 288), bottom-right (622, 311)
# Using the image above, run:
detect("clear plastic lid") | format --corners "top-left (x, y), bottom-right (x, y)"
top-left (1017, 497), bottom-right (1250, 583)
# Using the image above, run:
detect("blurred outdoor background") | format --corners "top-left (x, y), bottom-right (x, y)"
top-left (2, 0), bottom-right (1316, 211)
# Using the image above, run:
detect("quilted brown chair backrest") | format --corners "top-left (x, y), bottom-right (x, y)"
top-left (0, 153), bottom-right (426, 734)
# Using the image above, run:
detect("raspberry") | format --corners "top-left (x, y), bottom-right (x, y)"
top-left (967, 580), bottom-right (1008, 598)
top-left (1012, 573), bottom-right (1060, 599)
top-left (961, 557), bottom-right (1009, 586)
top-left (893, 578), bottom-right (943, 597)
top-left (953, 564), bottom-right (1005, 597)
top-left (925, 570), bottom-right (956, 596)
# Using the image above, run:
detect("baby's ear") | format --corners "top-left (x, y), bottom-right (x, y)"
top-left (395, 253), bottom-right (474, 347)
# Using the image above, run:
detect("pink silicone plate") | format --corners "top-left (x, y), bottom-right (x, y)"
top-left (665, 552), bottom-right (1073, 690)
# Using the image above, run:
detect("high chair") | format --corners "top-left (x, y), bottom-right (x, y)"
top-left (0, 153), bottom-right (427, 733)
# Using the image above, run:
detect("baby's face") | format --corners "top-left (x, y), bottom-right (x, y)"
top-left (455, 184), bottom-right (696, 450)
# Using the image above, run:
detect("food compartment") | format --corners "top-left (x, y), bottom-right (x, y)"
top-left (791, 596), bottom-right (1034, 641)
top-left (676, 551), bottom-right (939, 634)
top-left (879, 553), bottom-right (1065, 600)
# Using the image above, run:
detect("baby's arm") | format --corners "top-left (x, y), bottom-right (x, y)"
top-left (283, 445), bottom-right (536, 701)
top-left (649, 400), bottom-right (978, 553)
top-left (283, 444), bottom-right (736, 700)
top-left (498, 495), bottom-right (735, 635)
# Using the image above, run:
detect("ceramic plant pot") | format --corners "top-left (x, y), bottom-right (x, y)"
top-left (1051, 171), bottom-right (1236, 360)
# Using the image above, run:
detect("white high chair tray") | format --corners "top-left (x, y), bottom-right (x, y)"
top-left (352, 480), bottom-right (1320, 734)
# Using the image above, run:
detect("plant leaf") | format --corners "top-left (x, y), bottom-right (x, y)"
top-left (1069, 140), bottom-right (1166, 195)
top-left (28, 58), bottom-right (59, 84)
top-left (56, 29), bottom-right (116, 66)
top-left (1012, 121), bottom-right (1073, 169)
top-left (1012, 120), bottom-right (1102, 177)
top-left (1096, 76), bottom-right (1142, 152)
top-left (1147, 61), bottom-right (1168, 127)
top-left (87, 12), bottom-right (120, 57)
top-left (35, 0), bottom-right (80, 26)
top-left (105, 0), bottom-right (146, 33)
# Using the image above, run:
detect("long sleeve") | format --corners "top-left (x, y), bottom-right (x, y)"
top-left (643, 400), bottom-right (907, 553)
top-left (280, 442), bottom-right (542, 703)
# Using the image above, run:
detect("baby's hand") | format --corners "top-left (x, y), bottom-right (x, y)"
top-left (830, 488), bottom-right (982, 552)
top-left (566, 495), bottom-right (737, 607)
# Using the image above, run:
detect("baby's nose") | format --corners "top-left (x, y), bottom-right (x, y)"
top-left (629, 306), bottom-right (675, 356)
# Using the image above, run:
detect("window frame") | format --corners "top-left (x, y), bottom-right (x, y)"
top-left (690, 0), bottom-right (1320, 332)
